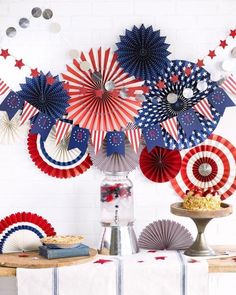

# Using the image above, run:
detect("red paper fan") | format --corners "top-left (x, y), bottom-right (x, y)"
top-left (62, 48), bottom-right (146, 131)
top-left (27, 127), bottom-right (92, 179)
top-left (139, 147), bottom-right (182, 183)
top-left (0, 212), bottom-right (56, 236)
top-left (171, 134), bottom-right (236, 200)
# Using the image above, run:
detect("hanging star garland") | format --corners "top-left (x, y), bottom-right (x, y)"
top-left (116, 24), bottom-right (171, 81)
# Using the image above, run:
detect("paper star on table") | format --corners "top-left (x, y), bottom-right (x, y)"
top-left (93, 259), bottom-right (112, 264)
top-left (15, 59), bottom-right (25, 69)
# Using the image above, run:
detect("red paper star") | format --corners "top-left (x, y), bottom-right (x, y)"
top-left (184, 67), bottom-right (192, 76)
top-left (156, 80), bottom-right (166, 89)
top-left (155, 256), bottom-right (166, 260)
top-left (197, 59), bottom-right (205, 67)
top-left (208, 50), bottom-right (216, 59)
top-left (46, 75), bottom-right (55, 85)
top-left (170, 75), bottom-right (179, 84)
top-left (15, 59), bottom-right (25, 69)
top-left (94, 259), bottom-right (112, 264)
top-left (219, 40), bottom-right (228, 49)
top-left (63, 82), bottom-right (70, 91)
top-left (30, 68), bottom-right (40, 77)
top-left (142, 86), bottom-right (149, 93)
top-left (0, 49), bottom-right (10, 59)
top-left (147, 250), bottom-right (157, 253)
top-left (230, 29), bottom-right (236, 38)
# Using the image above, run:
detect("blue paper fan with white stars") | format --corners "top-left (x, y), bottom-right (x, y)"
top-left (116, 24), bottom-right (170, 80)
top-left (136, 60), bottom-right (222, 150)
top-left (17, 73), bottom-right (69, 119)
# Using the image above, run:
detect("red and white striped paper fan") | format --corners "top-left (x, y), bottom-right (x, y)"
top-left (171, 134), bottom-right (236, 200)
top-left (62, 48), bottom-right (146, 131)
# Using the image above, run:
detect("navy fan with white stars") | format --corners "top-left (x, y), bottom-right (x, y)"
top-left (136, 60), bottom-right (234, 150)
top-left (116, 24), bottom-right (170, 81)
top-left (18, 72), bottom-right (69, 119)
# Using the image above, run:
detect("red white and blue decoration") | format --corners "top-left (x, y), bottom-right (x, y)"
top-left (62, 48), bottom-right (146, 132)
top-left (136, 60), bottom-right (234, 150)
top-left (68, 125), bottom-right (90, 153)
top-left (0, 91), bottom-right (24, 120)
top-left (139, 146), bottom-right (182, 183)
top-left (116, 24), bottom-right (170, 80)
top-left (0, 212), bottom-right (56, 253)
top-left (27, 126), bottom-right (92, 178)
top-left (106, 131), bottom-right (125, 156)
top-left (171, 134), bottom-right (236, 200)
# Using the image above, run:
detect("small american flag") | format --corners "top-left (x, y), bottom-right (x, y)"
top-left (55, 120), bottom-right (72, 144)
top-left (91, 130), bottom-right (107, 154)
top-left (20, 101), bottom-right (39, 125)
top-left (221, 74), bottom-right (236, 95)
top-left (0, 78), bottom-right (10, 101)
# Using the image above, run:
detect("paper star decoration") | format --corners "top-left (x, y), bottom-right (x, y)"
top-left (197, 59), bottom-right (205, 67)
top-left (15, 59), bottom-right (25, 69)
top-left (46, 75), bottom-right (55, 85)
top-left (30, 68), bottom-right (40, 77)
top-left (156, 80), bottom-right (166, 89)
top-left (230, 29), bottom-right (236, 38)
top-left (0, 49), bottom-right (10, 59)
top-left (208, 50), bottom-right (216, 59)
top-left (219, 40), bottom-right (228, 49)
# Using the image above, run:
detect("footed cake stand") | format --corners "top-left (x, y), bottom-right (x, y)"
top-left (170, 202), bottom-right (233, 256)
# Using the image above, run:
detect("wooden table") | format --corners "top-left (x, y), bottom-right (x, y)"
top-left (0, 246), bottom-right (236, 276)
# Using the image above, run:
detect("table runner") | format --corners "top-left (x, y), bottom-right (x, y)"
top-left (17, 251), bottom-right (208, 295)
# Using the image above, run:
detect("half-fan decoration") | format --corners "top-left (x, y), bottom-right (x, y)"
top-left (17, 73), bottom-right (69, 141)
top-left (136, 60), bottom-right (234, 150)
top-left (139, 146), bottom-right (182, 183)
top-left (27, 126), bottom-right (92, 178)
top-left (138, 219), bottom-right (193, 250)
top-left (171, 134), bottom-right (236, 200)
top-left (116, 24), bottom-right (170, 80)
top-left (62, 47), bottom-right (147, 131)
top-left (89, 136), bottom-right (143, 173)
top-left (0, 111), bottom-right (29, 144)
top-left (0, 212), bottom-right (56, 253)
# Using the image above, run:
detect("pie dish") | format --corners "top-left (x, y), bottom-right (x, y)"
top-left (41, 235), bottom-right (84, 248)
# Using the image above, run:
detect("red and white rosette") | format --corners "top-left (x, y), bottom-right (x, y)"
top-left (171, 134), bottom-right (236, 200)
top-left (139, 147), bottom-right (182, 183)
top-left (62, 48), bottom-right (146, 131)
top-left (27, 126), bottom-right (92, 179)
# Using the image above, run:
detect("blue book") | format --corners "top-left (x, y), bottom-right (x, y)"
top-left (39, 244), bottom-right (90, 259)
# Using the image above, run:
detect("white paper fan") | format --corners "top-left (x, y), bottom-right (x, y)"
top-left (0, 111), bottom-right (29, 144)
top-left (138, 219), bottom-right (193, 250)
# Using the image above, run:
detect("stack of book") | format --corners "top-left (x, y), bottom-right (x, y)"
top-left (39, 244), bottom-right (90, 259)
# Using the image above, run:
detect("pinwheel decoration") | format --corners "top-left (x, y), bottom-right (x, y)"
top-left (27, 126), bottom-right (92, 178)
top-left (18, 73), bottom-right (69, 119)
top-left (116, 24), bottom-right (171, 80)
top-left (171, 134), bottom-right (236, 200)
top-left (139, 146), bottom-right (182, 183)
top-left (62, 48), bottom-right (147, 132)
top-left (136, 60), bottom-right (234, 150)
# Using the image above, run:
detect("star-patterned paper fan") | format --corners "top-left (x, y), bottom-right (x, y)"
top-left (0, 111), bottom-right (29, 144)
top-left (27, 126), bottom-right (92, 178)
top-left (18, 73), bottom-right (69, 119)
top-left (89, 136), bottom-right (143, 173)
top-left (139, 146), bottom-right (182, 183)
top-left (136, 60), bottom-right (222, 150)
top-left (62, 48), bottom-right (146, 131)
top-left (0, 212), bottom-right (56, 253)
top-left (116, 24), bottom-right (170, 80)
top-left (171, 134), bottom-right (236, 200)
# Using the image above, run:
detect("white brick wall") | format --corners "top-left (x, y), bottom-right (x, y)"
top-left (0, 0), bottom-right (236, 293)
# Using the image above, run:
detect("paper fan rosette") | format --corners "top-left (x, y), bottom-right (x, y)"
top-left (171, 134), bottom-right (236, 200)
top-left (0, 111), bottom-right (29, 144)
top-left (89, 136), bottom-right (143, 173)
top-left (139, 146), bottom-right (182, 183)
top-left (136, 60), bottom-right (234, 150)
top-left (0, 212), bottom-right (56, 253)
top-left (27, 125), bottom-right (92, 178)
top-left (62, 47), bottom-right (147, 131)
top-left (116, 24), bottom-right (171, 80)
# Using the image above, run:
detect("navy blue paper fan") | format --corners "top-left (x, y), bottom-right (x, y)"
top-left (18, 73), bottom-right (69, 119)
top-left (135, 60), bottom-right (222, 150)
top-left (116, 24), bottom-right (171, 80)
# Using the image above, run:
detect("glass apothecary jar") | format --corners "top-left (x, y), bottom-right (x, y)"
top-left (100, 172), bottom-right (134, 226)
